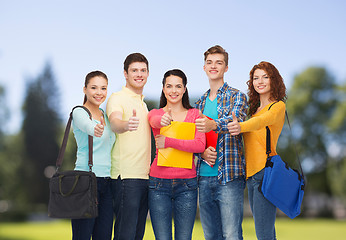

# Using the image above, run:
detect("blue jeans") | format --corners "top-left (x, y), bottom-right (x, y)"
top-left (149, 177), bottom-right (197, 240)
top-left (71, 177), bottom-right (113, 240)
top-left (247, 169), bottom-right (277, 240)
top-left (111, 177), bottom-right (148, 240)
top-left (198, 176), bottom-right (245, 240)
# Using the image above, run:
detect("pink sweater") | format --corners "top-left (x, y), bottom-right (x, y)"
top-left (148, 108), bottom-right (206, 179)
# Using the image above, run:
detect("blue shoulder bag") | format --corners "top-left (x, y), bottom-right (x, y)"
top-left (260, 102), bottom-right (305, 219)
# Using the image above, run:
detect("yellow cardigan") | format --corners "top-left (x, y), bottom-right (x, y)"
top-left (240, 101), bottom-right (286, 178)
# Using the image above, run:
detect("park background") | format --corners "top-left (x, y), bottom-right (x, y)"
top-left (0, 0), bottom-right (346, 239)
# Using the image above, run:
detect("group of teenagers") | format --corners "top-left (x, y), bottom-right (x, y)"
top-left (71, 45), bottom-right (287, 240)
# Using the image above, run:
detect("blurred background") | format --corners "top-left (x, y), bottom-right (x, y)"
top-left (0, 0), bottom-right (345, 227)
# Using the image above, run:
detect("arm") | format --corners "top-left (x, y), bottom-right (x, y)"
top-left (214, 91), bottom-right (248, 134)
top-left (108, 110), bottom-right (139, 134)
top-left (72, 109), bottom-right (97, 136)
top-left (239, 101), bottom-right (286, 132)
top-left (156, 109), bottom-right (206, 153)
top-left (148, 109), bottom-right (166, 129)
top-left (164, 128), bottom-right (206, 153)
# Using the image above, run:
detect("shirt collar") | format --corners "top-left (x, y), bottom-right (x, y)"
top-left (218, 82), bottom-right (229, 93)
top-left (122, 86), bottom-right (146, 101)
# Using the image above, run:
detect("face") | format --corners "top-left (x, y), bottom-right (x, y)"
top-left (203, 53), bottom-right (228, 81)
top-left (124, 62), bottom-right (149, 93)
top-left (253, 69), bottom-right (271, 96)
top-left (163, 75), bottom-right (186, 105)
top-left (83, 76), bottom-right (108, 106)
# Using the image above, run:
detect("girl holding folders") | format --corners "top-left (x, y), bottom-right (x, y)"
top-left (71, 71), bottom-right (115, 240)
top-left (227, 61), bottom-right (287, 240)
top-left (148, 69), bottom-right (206, 240)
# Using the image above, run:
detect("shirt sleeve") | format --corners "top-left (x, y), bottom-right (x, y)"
top-left (214, 90), bottom-right (248, 134)
top-left (164, 109), bottom-right (206, 153)
top-left (240, 101), bottom-right (286, 132)
top-left (106, 93), bottom-right (123, 118)
top-left (148, 109), bottom-right (164, 129)
top-left (72, 108), bottom-right (97, 136)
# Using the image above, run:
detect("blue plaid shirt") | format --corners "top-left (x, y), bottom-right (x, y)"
top-left (195, 82), bottom-right (248, 184)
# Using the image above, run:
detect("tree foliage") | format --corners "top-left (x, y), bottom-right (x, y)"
top-left (0, 85), bottom-right (8, 150)
top-left (21, 62), bottom-right (61, 206)
top-left (278, 66), bottom-right (346, 198)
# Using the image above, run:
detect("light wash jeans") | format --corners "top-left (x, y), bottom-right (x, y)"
top-left (198, 176), bottom-right (245, 240)
top-left (149, 177), bottom-right (198, 240)
top-left (247, 169), bottom-right (277, 240)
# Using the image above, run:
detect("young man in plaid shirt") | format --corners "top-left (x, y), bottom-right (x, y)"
top-left (195, 45), bottom-right (248, 240)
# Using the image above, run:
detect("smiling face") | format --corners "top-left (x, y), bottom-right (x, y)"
top-left (162, 75), bottom-right (186, 105)
top-left (252, 68), bottom-right (271, 97)
top-left (124, 62), bottom-right (149, 94)
top-left (203, 53), bottom-right (228, 81)
top-left (83, 76), bottom-right (108, 107)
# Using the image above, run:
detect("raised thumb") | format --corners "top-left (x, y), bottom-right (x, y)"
top-left (100, 115), bottom-right (105, 126)
top-left (199, 110), bottom-right (205, 118)
top-left (232, 112), bottom-right (238, 122)
top-left (168, 108), bottom-right (172, 117)
top-left (133, 109), bottom-right (137, 117)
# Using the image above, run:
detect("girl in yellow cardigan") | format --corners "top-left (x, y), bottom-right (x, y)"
top-left (228, 61), bottom-right (287, 240)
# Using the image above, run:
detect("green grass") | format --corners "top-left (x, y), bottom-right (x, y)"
top-left (0, 218), bottom-right (345, 239)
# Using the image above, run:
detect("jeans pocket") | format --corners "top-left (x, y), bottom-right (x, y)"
top-left (252, 168), bottom-right (265, 183)
top-left (184, 178), bottom-right (198, 191)
top-left (149, 179), bottom-right (161, 190)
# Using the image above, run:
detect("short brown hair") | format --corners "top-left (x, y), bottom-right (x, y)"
top-left (204, 45), bottom-right (229, 66)
top-left (124, 53), bottom-right (149, 73)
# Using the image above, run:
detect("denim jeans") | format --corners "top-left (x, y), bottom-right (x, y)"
top-left (71, 177), bottom-right (113, 240)
top-left (111, 177), bottom-right (149, 240)
top-left (247, 169), bottom-right (277, 240)
top-left (198, 176), bottom-right (245, 240)
top-left (149, 177), bottom-right (197, 240)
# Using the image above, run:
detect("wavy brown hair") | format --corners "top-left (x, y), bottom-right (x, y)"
top-left (247, 61), bottom-right (287, 116)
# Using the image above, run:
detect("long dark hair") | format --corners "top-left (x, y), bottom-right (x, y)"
top-left (247, 61), bottom-right (287, 116)
top-left (83, 71), bottom-right (108, 104)
top-left (159, 69), bottom-right (192, 109)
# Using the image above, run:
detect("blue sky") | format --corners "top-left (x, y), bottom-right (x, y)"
top-left (1, 0), bottom-right (346, 133)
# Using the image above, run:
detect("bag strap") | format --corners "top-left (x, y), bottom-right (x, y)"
top-left (266, 102), bottom-right (304, 178)
top-left (55, 106), bottom-right (93, 172)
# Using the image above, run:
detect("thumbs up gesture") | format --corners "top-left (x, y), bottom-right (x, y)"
top-left (94, 115), bottom-right (105, 137)
top-left (227, 112), bottom-right (241, 136)
top-left (195, 111), bottom-right (217, 133)
top-left (128, 109), bottom-right (140, 131)
top-left (161, 108), bottom-right (173, 127)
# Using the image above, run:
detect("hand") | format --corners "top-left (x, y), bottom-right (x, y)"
top-left (94, 116), bottom-right (105, 137)
top-left (155, 134), bottom-right (166, 149)
top-left (201, 146), bottom-right (217, 166)
top-left (161, 108), bottom-right (173, 127)
top-left (227, 112), bottom-right (241, 136)
top-left (128, 109), bottom-right (139, 131)
top-left (195, 111), bottom-right (217, 133)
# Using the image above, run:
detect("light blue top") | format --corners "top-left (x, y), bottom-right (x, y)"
top-left (72, 108), bottom-right (116, 177)
top-left (200, 95), bottom-right (220, 176)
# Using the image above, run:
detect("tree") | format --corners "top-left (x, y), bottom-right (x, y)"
top-left (326, 82), bottom-right (346, 203)
top-left (21, 62), bottom-right (61, 206)
top-left (279, 67), bottom-right (337, 195)
top-left (0, 85), bottom-right (8, 150)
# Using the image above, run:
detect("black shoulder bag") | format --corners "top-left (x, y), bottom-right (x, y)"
top-left (48, 106), bottom-right (98, 219)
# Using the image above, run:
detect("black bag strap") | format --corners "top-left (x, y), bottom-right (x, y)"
top-left (266, 102), bottom-right (304, 178)
top-left (55, 106), bottom-right (93, 172)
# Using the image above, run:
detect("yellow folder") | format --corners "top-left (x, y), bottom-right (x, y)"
top-left (157, 121), bottom-right (196, 169)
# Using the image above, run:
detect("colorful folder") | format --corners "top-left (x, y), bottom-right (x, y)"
top-left (158, 121), bottom-right (196, 169)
